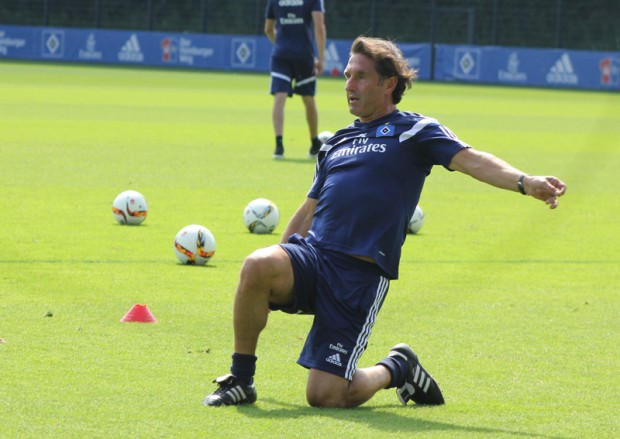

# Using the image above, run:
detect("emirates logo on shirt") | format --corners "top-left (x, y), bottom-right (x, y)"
top-left (330, 138), bottom-right (386, 160)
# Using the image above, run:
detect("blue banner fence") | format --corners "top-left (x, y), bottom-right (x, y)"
top-left (1, 25), bottom-right (618, 91)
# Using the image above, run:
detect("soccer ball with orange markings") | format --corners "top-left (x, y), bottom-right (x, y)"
top-left (112, 190), bottom-right (148, 225)
top-left (173, 224), bottom-right (216, 265)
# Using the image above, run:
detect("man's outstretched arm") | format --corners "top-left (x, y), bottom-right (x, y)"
top-left (449, 148), bottom-right (567, 209)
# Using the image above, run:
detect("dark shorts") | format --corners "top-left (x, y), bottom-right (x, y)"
top-left (270, 56), bottom-right (317, 97)
top-left (273, 234), bottom-right (390, 381)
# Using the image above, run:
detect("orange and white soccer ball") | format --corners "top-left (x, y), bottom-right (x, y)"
top-left (112, 190), bottom-right (148, 225)
top-left (173, 224), bottom-right (216, 265)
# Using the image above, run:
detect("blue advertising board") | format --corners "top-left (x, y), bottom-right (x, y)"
top-left (0, 25), bottom-right (273, 71)
top-left (1, 24), bottom-right (617, 90)
top-left (435, 44), bottom-right (620, 90)
top-left (0, 24), bottom-right (431, 80)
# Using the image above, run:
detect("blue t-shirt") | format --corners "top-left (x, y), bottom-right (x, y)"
top-left (306, 110), bottom-right (470, 279)
top-left (265, 0), bottom-right (324, 60)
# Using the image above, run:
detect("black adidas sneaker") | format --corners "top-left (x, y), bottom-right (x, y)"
top-left (203, 374), bottom-right (257, 407)
top-left (389, 343), bottom-right (445, 406)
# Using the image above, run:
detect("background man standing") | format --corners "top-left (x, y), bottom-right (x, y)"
top-left (265, 0), bottom-right (326, 160)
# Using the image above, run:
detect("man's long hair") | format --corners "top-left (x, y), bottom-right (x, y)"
top-left (350, 36), bottom-right (417, 104)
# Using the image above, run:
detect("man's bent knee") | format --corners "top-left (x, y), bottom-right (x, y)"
top-left (238, 246), bottom-right (294, 305)
top-left (306, 369), bottom-right (352, 408)
top-left (306, 389), bottom-right (349, 408)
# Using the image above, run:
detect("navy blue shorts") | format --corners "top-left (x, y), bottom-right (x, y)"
top-left (269, 56), bottom-right (317, 97)
top-left (274, 234), bottom-right (390, 381)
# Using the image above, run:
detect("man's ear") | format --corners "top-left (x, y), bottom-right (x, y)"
top-left (386, 76), bottom-right (397, 93)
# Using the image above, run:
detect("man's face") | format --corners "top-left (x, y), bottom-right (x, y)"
top-left (344, 53), bottom-right (394, 123)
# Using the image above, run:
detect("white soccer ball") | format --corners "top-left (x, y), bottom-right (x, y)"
top-left (173, 224), bottom-right (216, 265)
top-left (408, 205), bottom-right (424, 234)
top-left (318, 130), bottom-right (334, 143)
top-left (112, 190), bottom-right (148, 225)
top-left (243, 198), bottom-right (279, 234)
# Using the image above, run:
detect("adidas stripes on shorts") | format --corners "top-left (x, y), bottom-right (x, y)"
top-left (275, 234), bottom-right (390, 381)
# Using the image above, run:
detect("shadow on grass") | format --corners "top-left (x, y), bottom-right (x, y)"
top-left (236, 398), bottom-right (568, 439)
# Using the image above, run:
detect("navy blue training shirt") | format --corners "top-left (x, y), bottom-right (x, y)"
top-left (306, 110), bottom-right (470, 280)
top-left (265, 0), bottom-right (324, 60)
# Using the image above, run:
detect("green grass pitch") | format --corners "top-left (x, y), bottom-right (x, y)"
top-left (0, 60), bottom-right (618, 438)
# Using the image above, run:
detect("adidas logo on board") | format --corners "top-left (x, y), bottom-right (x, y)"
top-left (118, 34), bottom-right (144, 62)
top-left (546, 53), bottom-right (578, 85)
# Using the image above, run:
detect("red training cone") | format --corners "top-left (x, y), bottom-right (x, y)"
top-left (120, 304), bottom-right (157, 323)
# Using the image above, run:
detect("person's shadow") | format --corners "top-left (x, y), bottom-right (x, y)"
top-left (236, 398), bottom-right (568, 438)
